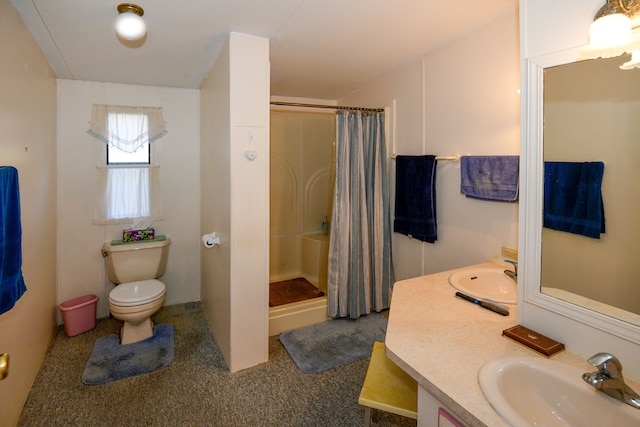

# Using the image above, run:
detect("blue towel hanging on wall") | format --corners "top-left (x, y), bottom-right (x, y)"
top-left (460, 156), bottom-right (519, 202)
top-left (393, 155), bottom-right (438, 243)
top-left (0, 166), bottom-right (27, 315)
top-left (544, 161), bottom-right (605, 239)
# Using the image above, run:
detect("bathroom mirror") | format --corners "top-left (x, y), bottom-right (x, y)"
top-left (541, 55), bottom-right (640, 326)
top-left (521, 49), bottom-right (640, 344)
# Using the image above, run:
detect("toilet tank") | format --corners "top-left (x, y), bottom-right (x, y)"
top-left (102, 237), bottom-right (171, 284)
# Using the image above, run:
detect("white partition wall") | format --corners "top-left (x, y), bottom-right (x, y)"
top-left (200, 32), bottom-right (270, 372)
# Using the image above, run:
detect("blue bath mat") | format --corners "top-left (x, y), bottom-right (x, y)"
top-left (82, 323), bottom-right (174, 385)
top-left (279, 313), bottom-right (387, 373)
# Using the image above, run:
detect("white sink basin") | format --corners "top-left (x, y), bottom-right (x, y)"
top-left (448, 265), bottom-right (516, 304)
top-left (479, 356), bottom-right (640, 427)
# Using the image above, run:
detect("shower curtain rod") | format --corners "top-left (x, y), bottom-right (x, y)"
top-left (270, 101), bottom-right (384, 112)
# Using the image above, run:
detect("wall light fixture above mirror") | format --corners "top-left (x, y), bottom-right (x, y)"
top-left (579, 0), bottom-right (640, 69)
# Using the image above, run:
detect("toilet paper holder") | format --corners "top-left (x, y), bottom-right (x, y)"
top-left (202, 232), bottom-right (220, 248)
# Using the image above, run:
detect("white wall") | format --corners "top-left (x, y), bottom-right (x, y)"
top-left (341, 10), bottom-right (520, 281)
top-left (200, 33), bottom-right (270, 373)
top-left (0, 1), bottom-right (57, 423)
top-left (57, 80), bottom-right (200, 318)
top-left (521, 0), bottom-right (597, 59)
top-left (200, 33), bottom-right (232, 367)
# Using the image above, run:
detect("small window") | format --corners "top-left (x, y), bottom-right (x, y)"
top-left (106, 112), bottom-right (151, 165)
top-left (89, 105), bottom-right (166, 225)
top-left (107, 142), bottom-right (150, 165)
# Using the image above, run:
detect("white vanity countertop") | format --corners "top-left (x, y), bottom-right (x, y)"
top-left (385, 261), bottom-right (608, 427)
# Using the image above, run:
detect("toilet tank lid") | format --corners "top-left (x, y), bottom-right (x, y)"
top-left (103, 236), bottom-right (171, 252)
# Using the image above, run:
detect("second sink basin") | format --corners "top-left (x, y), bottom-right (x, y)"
top-left (448, 265), bottom-right (516, 304)
top-left (479, 356), bottom-right (640, 427)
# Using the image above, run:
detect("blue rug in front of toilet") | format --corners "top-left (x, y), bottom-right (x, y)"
top-left (82, 323), bottom-right (174, 385)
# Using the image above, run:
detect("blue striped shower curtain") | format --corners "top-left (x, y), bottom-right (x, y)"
top-left (327, 111), bottom-right (394, 319)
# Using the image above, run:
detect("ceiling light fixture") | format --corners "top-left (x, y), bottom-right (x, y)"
top-left (578, 0), bottom-right (640, 69)
top-left (115, 3), bottom-right (147, 41)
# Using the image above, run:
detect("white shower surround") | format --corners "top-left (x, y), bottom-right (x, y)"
top-left (269, 110), bottom-right (334, 334)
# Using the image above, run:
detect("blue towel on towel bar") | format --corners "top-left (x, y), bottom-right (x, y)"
top-left (393, 155), bottom-right (438, 243)
top-left (0, 166), bottom-right (27, 315)
top-left (544, 161), bottom-right (605, 239)
top-left (460, 156), bottom-right (519, 202)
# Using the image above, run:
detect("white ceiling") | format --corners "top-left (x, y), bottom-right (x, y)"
top-left (13, 0), bottom-right (517, 100)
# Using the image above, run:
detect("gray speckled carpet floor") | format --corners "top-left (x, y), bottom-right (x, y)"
top-left (18, 302), bottom-right (415, 427)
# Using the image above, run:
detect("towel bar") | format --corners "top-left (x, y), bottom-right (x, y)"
top-left (390, 154), bottom-right (459, 161)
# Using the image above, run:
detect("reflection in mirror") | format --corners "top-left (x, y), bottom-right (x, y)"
top-left (542, 56), bottom-right (640, 326)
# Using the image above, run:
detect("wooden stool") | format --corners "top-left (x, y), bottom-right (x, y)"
top-left (358, 341), bottom-right (418, 426)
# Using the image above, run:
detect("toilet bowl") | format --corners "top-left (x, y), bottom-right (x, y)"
top-left (108, 279), bottom-right (166, 344)
top-left (101, 237), bottom-right (171, 344)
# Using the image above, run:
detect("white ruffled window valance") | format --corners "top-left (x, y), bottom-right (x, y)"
top-left (87, 104), bottom-right (167, 153)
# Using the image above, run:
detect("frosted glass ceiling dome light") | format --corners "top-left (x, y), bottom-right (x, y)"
top-left (115, 3), bottom-right (146, 41)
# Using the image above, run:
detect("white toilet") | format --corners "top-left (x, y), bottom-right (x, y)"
top-left (101, 237), bottom-right (171, 344)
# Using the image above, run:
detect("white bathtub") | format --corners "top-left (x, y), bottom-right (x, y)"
top-left (301, 233), bottom-right (329, 293)
top-left (269, 296), bottom-right (328, 336)
top-left (269, 232), bottom-right (330, 336)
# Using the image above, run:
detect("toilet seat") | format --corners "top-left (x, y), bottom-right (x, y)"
top-left (109, 279), bottom-right (165, 306)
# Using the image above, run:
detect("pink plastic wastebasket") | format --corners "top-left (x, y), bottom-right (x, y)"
top-left (58, 294), bottom-right (99, 337)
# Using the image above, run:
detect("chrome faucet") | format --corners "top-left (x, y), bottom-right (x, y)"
top-left (582, 352), bottom-right (640, 410)
top-left (503, 260), bottom-right (517, 282)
